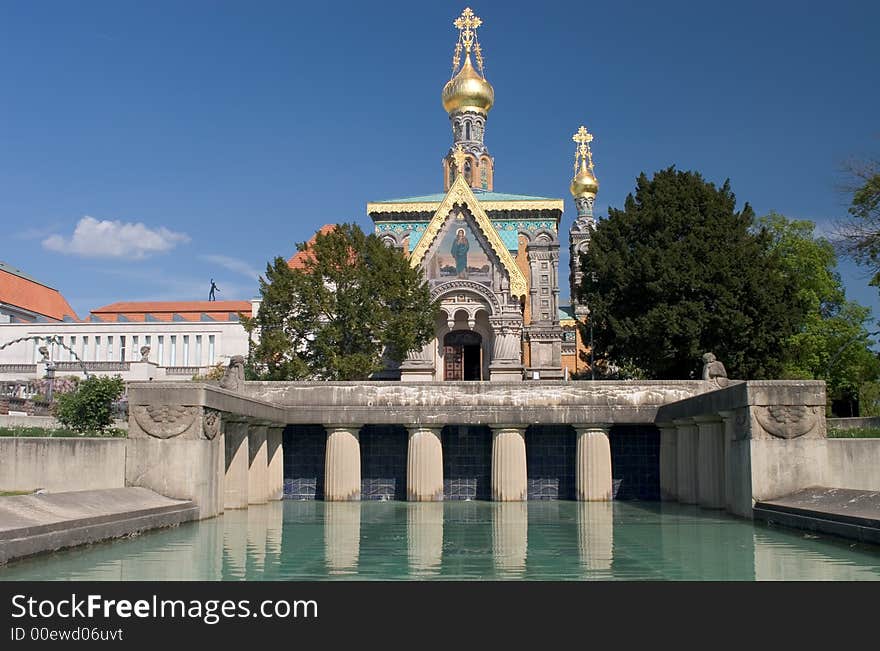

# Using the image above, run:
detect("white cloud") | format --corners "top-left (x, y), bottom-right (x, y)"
top-left (42, 216), bottom-right (190, 259)
top-left (199, 254), bottom-right (260, 280)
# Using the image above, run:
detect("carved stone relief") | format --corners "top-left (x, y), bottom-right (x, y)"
top-left (132, 405), bottom-right (198, 439)
top-left (203, 408), bottom-right (222, 440)
top-left (753, 405), bottom-right (819, 439)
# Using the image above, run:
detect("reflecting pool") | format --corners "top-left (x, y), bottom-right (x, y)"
top-left (2, 501), bottom-right (879, 580)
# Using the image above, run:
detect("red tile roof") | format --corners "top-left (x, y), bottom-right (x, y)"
top-left (90, 300), bottom-right (252, 322)
top-left (0, 263), bottom-right (78, 321)
top-left (287, 224), bottom-right (337, 270)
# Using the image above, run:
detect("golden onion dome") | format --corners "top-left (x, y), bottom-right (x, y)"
top-left (570, 158), bottom-right (599, 198)
top-left (442, 53), bottom-right (494, 115)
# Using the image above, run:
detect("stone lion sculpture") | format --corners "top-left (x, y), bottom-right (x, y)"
top-left (701, 352), bottom-right (729, 388)
top-left (219, 355), bottom-right (245, 392)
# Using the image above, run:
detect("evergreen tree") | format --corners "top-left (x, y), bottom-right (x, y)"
top-left (577, 167), bottom-right (804, 379)
top-left (242, 223), bottom-right (437, 380)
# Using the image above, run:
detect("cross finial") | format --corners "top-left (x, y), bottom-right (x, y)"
top-left (454, 7), bottom-right (482, 53)
top-left (452, 144), bottom-right (468, 171)
top-left (572, 125), bottom-right (595, 173)
top-left (451, 7), bottom-right (486, 76)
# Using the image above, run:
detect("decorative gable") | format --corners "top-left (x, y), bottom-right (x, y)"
top-left (410, 174), bottom-right (527, 297)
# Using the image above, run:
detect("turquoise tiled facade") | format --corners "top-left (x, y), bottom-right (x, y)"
top-left (374, 217), bottom-right (558, 252)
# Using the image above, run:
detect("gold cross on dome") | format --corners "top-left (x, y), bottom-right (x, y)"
top-left (452, 144), bottom-right (467, 171)
top-left (454, 7), bottom-right (482, 53)
top-left (572, 125), bottom-right (595, 172)
top-left (572, 125), bottom-right (593, 147)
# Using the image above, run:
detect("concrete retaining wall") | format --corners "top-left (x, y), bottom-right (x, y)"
top-left (826, 439), bottom-right (880, 491)
top-left (0, 414), bottom-right (128, 431)
top-left (0, 438), bottom-right (126, 493)
top-left (827, 416), bottom-right (880, 431)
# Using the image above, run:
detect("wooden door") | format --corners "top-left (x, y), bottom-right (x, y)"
top-left (444, 344), bottom-right (463, 381)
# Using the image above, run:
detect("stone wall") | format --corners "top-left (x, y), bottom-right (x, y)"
top-left (0, 438), bottom-right (125, 493)
top-left (825, 439), bottom-right (880, 491)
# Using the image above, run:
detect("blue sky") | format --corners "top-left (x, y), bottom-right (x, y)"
top-left (1, 0), bottom-right (878, 321)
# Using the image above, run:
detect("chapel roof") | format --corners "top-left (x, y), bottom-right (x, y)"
top-left (368, 189), bottom-right (564, 215)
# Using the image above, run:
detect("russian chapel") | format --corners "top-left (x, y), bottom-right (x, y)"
top-left (368, 7), bottom-right (600, 382)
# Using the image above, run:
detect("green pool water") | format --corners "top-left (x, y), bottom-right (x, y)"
top-left (2, 501), bottom-right (878, 580)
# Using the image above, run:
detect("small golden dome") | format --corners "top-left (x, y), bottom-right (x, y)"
top-left (442, 54), bottom-right (494, 115)
top-left (570, 159), bottom-right (599, 198)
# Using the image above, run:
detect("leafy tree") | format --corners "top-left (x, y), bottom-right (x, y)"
top-left (242, 223), bottom-right (437, 380)
top-left (837, 157), bottom-right (880, 284)
top-left (577, 167), bottom-right (804, 379)
top-left (54, 375), bottom-right (125, 434)
top-left (760, 212), bottom-right (880, 403)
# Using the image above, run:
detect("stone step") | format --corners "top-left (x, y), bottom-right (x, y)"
top-left (754, 486), bottom-right (880, 546)
top-left (0, 487), bottom-right (198, 564)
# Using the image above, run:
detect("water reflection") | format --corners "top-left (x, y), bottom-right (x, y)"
top-left (753, 529), bottom-right (880, 581)
top-left (577, 502), bottom-right (613, 573)
top-left (1, 501), bottom-right (878, 581)
top-left (408, 503), bottom-right (443, 576)
top-left (493, 503), bottom-right (528, 576)
top-left (324, 503), bottom-right (361, 575)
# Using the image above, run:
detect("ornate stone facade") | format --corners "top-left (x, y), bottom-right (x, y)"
top-left (368, 8), bottom-right (567, 382)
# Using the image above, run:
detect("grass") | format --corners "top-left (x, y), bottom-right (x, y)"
top-left (827, 427), bottom-right (880, 439)
top-left (0, 491), bottom-right (31, 497)
top-left (0, 426), bottom-right (127, 438)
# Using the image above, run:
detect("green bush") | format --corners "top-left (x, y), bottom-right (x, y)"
top-left (54, 375), bottom-right (125, 434)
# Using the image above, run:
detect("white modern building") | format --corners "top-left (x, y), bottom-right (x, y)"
top-left (0, 288), bottom-right (254, 382)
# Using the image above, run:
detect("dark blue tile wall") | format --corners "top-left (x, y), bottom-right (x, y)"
top-left (442, 426), bottom-right (491, 500)
top-left (359, 425), bottom-right (407, 500)
top-left (526, 425), bottom-right (576, 500)
top-left (610, 425), bottom-right (660, 500)
top-left (283, 425), bottom-right (326, 500)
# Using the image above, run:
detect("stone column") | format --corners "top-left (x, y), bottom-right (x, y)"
top-left (266, 425), bottom-right (285, 501)
top-left (657, 422), bottom-right (678, 502)
top-left (694, 415), bottom-right (725, 509)
top-left (248, 423), bottom-right (269, 505)
top-left (324, 424), bottom-right (361, 501)
top-left (406, 426), bottom-right (443, 501)
top-left (400, 341), bottom-right (436, 382)
top-left (719, 408), bottom-right (751, 517)
top-left (491, 425), bottom-right (527, 501)
top-left (674, 418), bottom-right (699, 504)
top-left (224, 419), bottom-right (250, 509)
top-left (574, 425), bottom-right (612, 501)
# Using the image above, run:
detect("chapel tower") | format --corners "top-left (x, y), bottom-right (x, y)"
top-left (569, 125), bottom-right (599, 319)
top-left (441, 7), bottom-right (495, 192)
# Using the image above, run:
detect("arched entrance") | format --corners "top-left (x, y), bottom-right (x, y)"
top-left (443, 330), bottom-right (482, 381)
